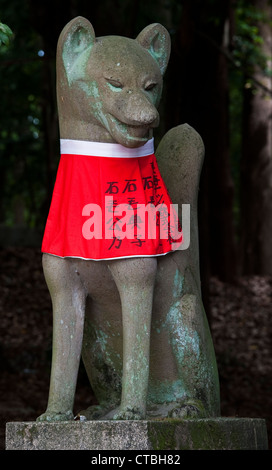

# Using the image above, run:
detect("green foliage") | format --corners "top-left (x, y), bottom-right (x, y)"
top-left (0, 0), bottom-right (48, 228)
top-left (0, 21), bottom-right (13, 46)
top-left (233, 1), bottom-right (270, 77)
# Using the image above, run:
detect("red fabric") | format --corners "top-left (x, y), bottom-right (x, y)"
top-left (41, 152), bottom-right (182, 260)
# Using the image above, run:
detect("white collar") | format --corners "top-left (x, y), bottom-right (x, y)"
top-left (60, 138), bottom-right (154, 158)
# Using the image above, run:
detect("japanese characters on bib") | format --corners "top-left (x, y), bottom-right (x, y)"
top-left (41, 138), bottom-right (183, 260)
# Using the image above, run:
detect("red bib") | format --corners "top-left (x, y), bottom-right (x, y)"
top-left (41, 139), bottom-right (182, 260)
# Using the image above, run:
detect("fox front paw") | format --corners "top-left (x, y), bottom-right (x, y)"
top-left (36, 409), bottom-right (74, 422)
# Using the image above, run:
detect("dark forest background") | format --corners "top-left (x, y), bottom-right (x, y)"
top-left (1, 0), bottom-right (272, 283)
top-left (0, 0), bottom-right (272, 450)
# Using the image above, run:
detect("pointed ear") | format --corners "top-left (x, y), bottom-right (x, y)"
top-left (136, 23), bottom-right (171, 75)
top-left (57, 16), bottom-right (95, 85)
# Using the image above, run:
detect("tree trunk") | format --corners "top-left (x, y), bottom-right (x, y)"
top-left (240, 0), bottom-right (272, 274)
top-left (165, 0), bottom-right (237, 284)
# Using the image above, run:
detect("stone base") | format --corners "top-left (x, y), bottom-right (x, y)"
top-left (5, 418), bottom-right (268, 450)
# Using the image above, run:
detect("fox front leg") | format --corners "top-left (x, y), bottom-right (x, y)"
top-left (106, 257), bottom-right (157, 420)
top-left (37, 255), bottom-right (86, 422)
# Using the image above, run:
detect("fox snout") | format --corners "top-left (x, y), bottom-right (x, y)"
top-left (112, 91), bottom-right (160, 129)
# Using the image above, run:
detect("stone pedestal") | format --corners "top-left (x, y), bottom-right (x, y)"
top-left (5, 418), bottom-right (268, 450)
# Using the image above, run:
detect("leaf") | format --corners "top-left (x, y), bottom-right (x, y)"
top-left (0, 22), bottom-right (13, 46)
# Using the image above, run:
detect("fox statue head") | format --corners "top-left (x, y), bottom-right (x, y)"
top-left (56, 16), bottom-right (171, 148)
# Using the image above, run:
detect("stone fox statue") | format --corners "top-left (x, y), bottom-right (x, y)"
top-left (37, 16), bottom-right (220, 422)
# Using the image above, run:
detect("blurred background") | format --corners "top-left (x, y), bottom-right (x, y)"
top-left (0, 0), bottom-right (271, 450)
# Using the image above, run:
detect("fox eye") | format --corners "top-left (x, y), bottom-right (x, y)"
top-left (105, 78), bottom-right (123, 90)
top-left (145, 82), bottom-right (157, 92)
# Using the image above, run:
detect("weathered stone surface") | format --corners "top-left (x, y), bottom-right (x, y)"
top-left (6, 418), bottom-right (268, 450)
